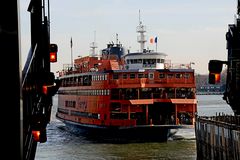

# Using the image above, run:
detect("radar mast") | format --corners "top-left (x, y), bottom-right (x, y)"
top-left (136, 10), bottom-right (147, 52)
top-left (90, 30), bottom-right (98, 57)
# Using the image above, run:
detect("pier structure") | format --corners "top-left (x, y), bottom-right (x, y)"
top-left (195, 1), bottom-right (240, 159)
top-left (1, 1), bottom-right (59, 159)
top-left (195, 114), bottom-right (240, 160)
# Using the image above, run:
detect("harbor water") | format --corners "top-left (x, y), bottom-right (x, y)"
top-left (35, 95), bottom-right (234, 160)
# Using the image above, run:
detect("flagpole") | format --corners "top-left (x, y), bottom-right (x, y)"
top-left (155, 37), bottom-right (157, 52)
top-left (70, 37), bottom-right (73, 67)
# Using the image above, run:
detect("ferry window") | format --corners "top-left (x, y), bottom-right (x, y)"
top-left (160, 59), bottom-right (164, 63)
top-left (133, 59), bottom-right (137, 63)
top-left (79, 77), bottom-right (82, 85)
top-left (110, 113), bottom-right (128, 119)
top-left (138, 73), bottom-right (144, 78)
top-left (113, 74), bottom-right (119, 79)
top-left (61, 79), bottom-right (64, 86)
top-left (98, 114), bottom-right (100, 119)
top-left (165, 88), bottom-right (175, 98)
top-left (140, 88), bottom-right (152, 99)
top-left (83, 76), bottom-right (90, 85)
top-left (143, 59), bottom-right (147, 64)
top-left (184, 73), bottom-right (190, 79)
top-left (105, 74), bottom-right (108, 80)
top-left (176, 88), bottom-right (187, 98)
top-left (137, 59), bottom-right (142, 63)
top-left (130, 73), bottom-right (135, 79)
top-left (157, 59), bottom-right (160, 63)
top-left (111, 89), bottom-right (119, 99)
top-left (167, 74), bottom-right (174, 78)
top-left (176, 74), bottom-right (182, 78)
top-left (145, 74), bottom-right (148, 78)
top-left (123, 74), bottom-right (127, 79)
top-left (149, 73), bottom-right (154, 79)
top-left (130, 60), bottom-right (134, 64)
top-left (65, 100), bottom-right (76, 108)
top-left (110, 102), bottom-right (121, 112)
top-left (127, 59), bottom-right (130, 64)
top-left (159, 73), bottom-right (165, 78)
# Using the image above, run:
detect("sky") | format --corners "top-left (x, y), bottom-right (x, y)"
top-left (19, 0), bottom-right (237, 75)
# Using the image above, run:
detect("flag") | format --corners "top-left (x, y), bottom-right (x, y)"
top-left (70, 37), bottom-right (73, 48)
top-left (150, 37), bottom-right (154, 43)
top-left (154, 37), bottom-right (157, 43)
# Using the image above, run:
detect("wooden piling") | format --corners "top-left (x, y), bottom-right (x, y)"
top-left (195, 114), bottom-right (240, 160)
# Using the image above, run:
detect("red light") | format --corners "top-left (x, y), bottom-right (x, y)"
top-left (42, 85), bottom-right (48, 95)
top-left (32, 130), bottom-right (41, 142)
top-left (215, 73), bottom-right (221, 83)
top-left (209, 72), bottom-right (221, 84)
top-left (50, 52), bottom-right (57, 62)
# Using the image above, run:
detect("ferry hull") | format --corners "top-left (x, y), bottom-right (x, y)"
top-left (56, 116), bottom-right (189, 142)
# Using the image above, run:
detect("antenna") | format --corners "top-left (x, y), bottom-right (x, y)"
top-left (136, 9), bottom-right (146, 52)
top-left (116, 33), bottom-right (118, 44)
top-left (139, 9), bottom-right (142, 25)
top-left (90, 30), bottom-right (98, 56)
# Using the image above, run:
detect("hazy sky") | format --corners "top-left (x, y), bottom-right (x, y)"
top-left (20, 0), bottom-right (237, 75)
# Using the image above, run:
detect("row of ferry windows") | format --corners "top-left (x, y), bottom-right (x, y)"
top-left (126, 59), bottom-right (165, 64)
top-left (63, 75), bottom-right (107, 82)
top-left (62, 73), bottom-right (190, 83)
top-left (58, 87), bottom-right (194, 98)
top-left (58, 89), bottom-right (110, 96)
top-left (112, 73), bottom-right (190, 79)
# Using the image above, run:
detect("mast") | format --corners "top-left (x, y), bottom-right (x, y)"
top-left (136, 10), bottom-right (147, 52)
top-left (70, 37), bottom-right (73, 67)
top-left (90, 30), bottom-right (98, 57)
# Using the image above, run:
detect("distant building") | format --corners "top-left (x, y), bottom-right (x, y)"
top-left (196, 84), bottom-right (225, 95)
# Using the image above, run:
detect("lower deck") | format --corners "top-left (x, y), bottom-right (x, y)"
top-left (56, 94), bottom-right (197, 129)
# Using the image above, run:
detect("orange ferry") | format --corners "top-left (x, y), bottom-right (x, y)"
top-left (56, 21), bottom-right (197, 141)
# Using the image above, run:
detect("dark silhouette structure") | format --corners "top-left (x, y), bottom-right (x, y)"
top-left (209, 0), bottom-right (240, 115)
top-left (1, 1), bottom-right (59, 159)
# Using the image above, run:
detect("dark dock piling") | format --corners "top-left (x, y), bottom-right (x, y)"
top-left (195, 114), bottom-right (240, 160)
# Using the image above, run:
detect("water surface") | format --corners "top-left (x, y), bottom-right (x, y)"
top-left (35, 95), bottom-right (233, 160)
